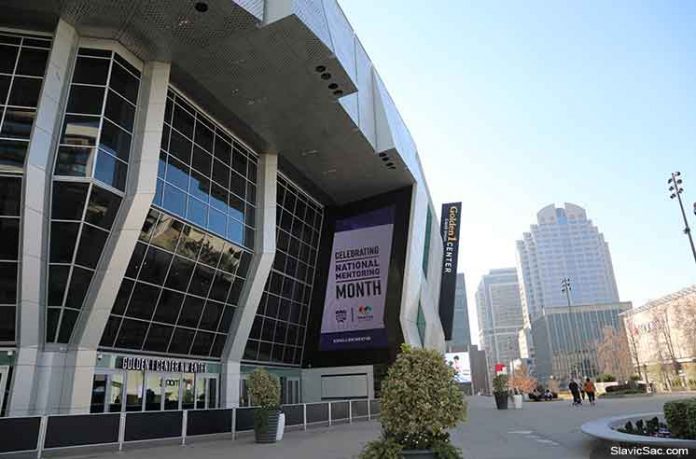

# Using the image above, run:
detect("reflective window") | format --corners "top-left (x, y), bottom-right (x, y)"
top-left (100, 208), bottom-right (250, 358)
top-left (54, 48), bottom-right (141, 191)
top-left (46, 47), bottom-right (139, 343)
top-left (243, 175), bottom-right (323, 366)
top-left (154, 88), bottom-right (257, 249)
top-left (0, 174), bottom-right (23, 342)
top-left (46, 182), bottom-right (122, 343)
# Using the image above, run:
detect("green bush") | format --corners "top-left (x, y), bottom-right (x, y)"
top-left (248, 368), bottom-right (280, 408)
top-left (664, 398), bottom-right (696, 439)
top-left (247, 369), bottom-right (280, 432)
top-left (596, 374), bottom-right (616, 382)
top-left (492, 374), bottom-right (509, 393)
top-left (430, 438), bottom-right (463, 459)
top-left (369, 344), bottom-right (467, 453)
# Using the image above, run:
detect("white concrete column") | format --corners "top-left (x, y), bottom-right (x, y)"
top-left (221, 153), bottom-right (277, 408)
top-left (8, 20), bottom-right (78, 417)
top-left (42, 61), bottom-right (172, 414)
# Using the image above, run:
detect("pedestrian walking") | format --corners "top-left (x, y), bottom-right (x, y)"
top-left (584, 378), bottom-right (596, 406)
top-left (568, 379), bottom-right (582, 406)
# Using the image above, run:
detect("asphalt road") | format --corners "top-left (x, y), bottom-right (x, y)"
top-left (50, 393), bottom-right (695, 459)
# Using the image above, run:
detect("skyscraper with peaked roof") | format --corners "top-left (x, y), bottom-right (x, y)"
top-left (516, 203), bottom-right (619, 327)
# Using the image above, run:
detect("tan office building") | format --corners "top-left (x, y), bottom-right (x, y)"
top-left (621, 285), bottom-right (696, 391)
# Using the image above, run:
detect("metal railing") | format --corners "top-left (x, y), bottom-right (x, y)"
top-left (0, 399), bottom-right (381, 457)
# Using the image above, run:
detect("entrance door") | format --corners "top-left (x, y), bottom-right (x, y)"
top-left (162, 373), bottom-right (181, 410)
top-left (195, 375), bottom-right (219, 409)
top-left (0, 365), bottom-right (9, 416)
top-left (280, 377), bottom-right (300, 405)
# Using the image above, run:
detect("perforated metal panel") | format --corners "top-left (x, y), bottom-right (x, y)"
top-left (2, 0), bottom-right (421, 204)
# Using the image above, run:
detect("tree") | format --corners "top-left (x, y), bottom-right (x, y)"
top-left (673, 295), bottom-right (696, 358)
top-left (596, 325), bottom-right (634, 382)
top-left (509, 363), bottom-right (537, 394)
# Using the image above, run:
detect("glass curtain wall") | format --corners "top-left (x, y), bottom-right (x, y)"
top-left (244, 175), bottom-right (323, 366)
top-left (154, 88), bottom-right (257, 250)
top-left (0, 31), bottom-right (51, 344)
top-left (47, 47), bottom-right (141, 343)
top-left (99, 209), bottom-right (252, 358)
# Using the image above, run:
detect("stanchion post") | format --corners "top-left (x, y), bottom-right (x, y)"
top-left (181, 410), bottom-right (188, 445)
top-left (36, 416), bottom-right (48, 459)
top-left (118, 412), bottom-right (126, 451)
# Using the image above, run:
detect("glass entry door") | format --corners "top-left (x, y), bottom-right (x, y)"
top-left (91, 371), bottom-right (125, 413)
top-left (280, 377), bottom-right (300, 405)
top-left (162, 373), bottom-right (181, 410)
top-left (195, 375), bottom-right (218, 409)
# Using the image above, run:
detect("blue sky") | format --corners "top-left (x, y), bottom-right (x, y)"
top-left (338, 0), bottom-right (696, 344)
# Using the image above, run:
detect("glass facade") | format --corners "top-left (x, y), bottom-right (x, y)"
top-left (99, 208), bottom-right (252, 358)
top-left (0, 31), bottom-right (51, 343)
top-left (417, 302), bottom-right (426, 346)
top-left (243, 175), bottom-right (323, 366)
top-left (46, 47), bottom-right (140, 343)
top-left (154, 88), bottom-right (257, 250)
top-left (531, 304), bottom-right (628, 385)
top-left (47, 182), bottom-right (122, 342)
top-left (54, 48), bottom-right (141, 191)
top-left (422, 207), bottom-right (432, 275)
top-left (0, 32), bottom-right (51, 174)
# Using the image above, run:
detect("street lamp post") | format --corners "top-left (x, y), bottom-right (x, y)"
top-left (561, 277), bottom-right (582, 379)
top-left (668, 171), bottom-right (696, 264)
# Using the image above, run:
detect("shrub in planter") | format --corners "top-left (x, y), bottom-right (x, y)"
top-left (663, 398), bottom-right (696, 439)
top-left (492, 374), bottom-right (509, 410)
top-left (596, 374), bottom-right (616, 383)
top-left (360, 344), bottom-right (467, 458)
top-left (247, 368), bottom-right (281, 443)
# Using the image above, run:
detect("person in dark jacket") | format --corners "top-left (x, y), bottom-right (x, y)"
top-left (568, 379), bottom-right (582, 406)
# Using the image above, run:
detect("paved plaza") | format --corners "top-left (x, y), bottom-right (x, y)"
top-left (50, 393), bottom-right (694, 459)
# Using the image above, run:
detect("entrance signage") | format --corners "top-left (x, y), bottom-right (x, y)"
top-left (118, 356), bottom-right (208, 373)
top-left (438, 202), bottom-right (462, 340)
top-left (319, 206), bottom-right (395, 350)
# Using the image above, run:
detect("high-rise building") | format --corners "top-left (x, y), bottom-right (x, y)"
top-left (531, 302), bottom-right (632, 386)
top-left (475, 268), bottom-right (524, 378)
top-left (467, 344), bottom-right (491, 395)
top-left (447, 273), bottom-right (471, 350)
top-left (516, 203), bottom-right (619, 327)
top-left (0, 1), bottom-right (447, 418)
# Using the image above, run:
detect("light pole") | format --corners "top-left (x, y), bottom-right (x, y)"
top-left (668, 171), bottom-right (696, 264)
top-left (561, 278), bottom-right (581, 379)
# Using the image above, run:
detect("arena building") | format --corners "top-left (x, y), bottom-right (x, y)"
top-left (0, 0), bottom-right (446, 417)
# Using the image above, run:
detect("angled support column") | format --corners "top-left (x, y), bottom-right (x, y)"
top-left (221, 153), bottom-right (277, 408)
top-left (8, 20), bottom-right (78, 417)
top-left (52, 61), bottom-right (171, 414)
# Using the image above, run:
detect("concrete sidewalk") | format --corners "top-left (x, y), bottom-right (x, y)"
top-left (48, 393), bottom-right (696, 459)
top-left (47, 422), bottom-right (381, 459)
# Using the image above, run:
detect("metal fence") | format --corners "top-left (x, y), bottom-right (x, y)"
top-left (0, 399), bottom-right (381, 457)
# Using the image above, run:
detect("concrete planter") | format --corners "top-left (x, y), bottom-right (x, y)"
top-left (581, 412), bottom-right (696, 449)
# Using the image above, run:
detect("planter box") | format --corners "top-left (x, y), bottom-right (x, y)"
top-left (494, 392), bottom-right (508, 410)
top-left (255, 410), bottom-right (283, 444)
